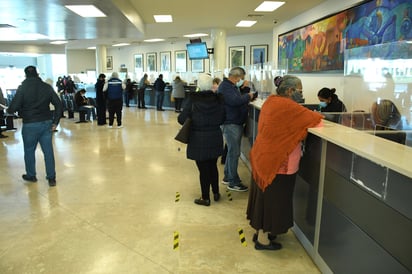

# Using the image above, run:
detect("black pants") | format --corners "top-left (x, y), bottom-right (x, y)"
top-left (96, 98), bottom-right (107, 125)
top-left (137, 88), bottom-right (145, 108)
top-left (174, 98), bottom-right (184, 111)
top-left (108, 99), bottom-right (123, 126)
top-left (195, 158), bottom-right (219, 200)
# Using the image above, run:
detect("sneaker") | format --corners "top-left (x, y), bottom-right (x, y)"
top-left (107, 125), bottom-right (113, 129)
top-left (22, 174), bottom-right (37, 182)
top-left (227, 183), bottom-right (248, 192)
top-left (117, 125), bottom-right (123, 129)
top-left (221, 180), bottom-right (229, 185)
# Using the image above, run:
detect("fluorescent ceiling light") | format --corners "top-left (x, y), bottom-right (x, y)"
top-left (50, 40), bottom-right (68, 45)
top-left (143, 38), bottom-right (165, 42)
top-left (154, 15), bottom-right (173, 23)
top-left (112, 43), bottom-right (130, 47)
top-left (65, 5), bottom-right (106, 17)
top-left (87, 46), bottom-right (96, 50)
top-left (184, 33), bottom-right (208, 38)
top-left (0, 28), bottom-right (49, 41)
top-left (255, 1), bottom-right (285, 12)
top-left (236, 20), bottom-right (257, 27)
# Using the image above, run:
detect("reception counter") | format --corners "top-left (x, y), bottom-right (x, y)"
top-left (244, 100), bottom-right (412, 273)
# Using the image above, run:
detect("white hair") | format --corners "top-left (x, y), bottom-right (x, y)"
top-left (111, 72), bottom-right (119, 78)
top-left (197, 73), bottom-right (213, 91)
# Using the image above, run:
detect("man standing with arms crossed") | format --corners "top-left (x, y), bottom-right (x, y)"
top-left (7, 66), bottom-right (63, 187)
top-left (218, 67), bottom-right (254, 192)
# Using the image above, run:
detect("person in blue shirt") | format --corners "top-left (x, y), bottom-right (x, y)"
top-left (218, 67), bottom-right (254, 192)
top-left (154, 74), bottom-right (166, 111)
top-left (103, 72), bottom-right (125, 128)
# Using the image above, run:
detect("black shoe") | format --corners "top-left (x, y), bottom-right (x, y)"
top-left (255, 240), bottom-right (282, 251)
top-left (48, 178), bottom-right (56, 187)
top-left (0, 134), bottom-right (7, 138)
top-left (142, 107), bottom-right (147, 109)
top-left (213, 193), bottom-right (221, 201)
top-left (194, 198), bottom-right (210, 206)
top-left (253, 233), bottom-right (277, 242)
top-left (22, 174), bottom-right (37, 182)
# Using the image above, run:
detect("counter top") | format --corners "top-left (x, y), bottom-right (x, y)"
top-left (309, 120), bottom-right (412, 178)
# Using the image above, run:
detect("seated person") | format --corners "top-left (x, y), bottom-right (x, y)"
top-left (74, 89), bottom-right (94, 121)
top-left (317, 87), bottom-right (347, 123)
top-left (371, 99), bottom-right (405, 144)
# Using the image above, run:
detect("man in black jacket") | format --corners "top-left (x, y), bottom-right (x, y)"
top-left (7, 66), bottom-right (63, 186)
top-left (154, 74), bottom-right (166, 111)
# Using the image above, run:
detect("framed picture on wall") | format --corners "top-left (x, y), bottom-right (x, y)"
top-left (250, 45), bottom-right (268, 65)
top-left (134, 53), bottom-right (144, 72)
top-left (106, 56), bottom-right (113, 70)
top-left (175, 50), bottom-right (187, 72)
top-left (229, 46), bottom-right (245, 68)
top-left (191, 59), bottom-right (204, 73)
top-left (146, 52), bottom-right (157, 72)
top-left (160, 51), bottom-right (171, 72)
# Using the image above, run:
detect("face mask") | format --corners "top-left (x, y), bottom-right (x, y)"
top-left (236, 79), bottom-right (244, 87)
top-left (319, 101), bottom-right (328, 108)
top-left (291, 91), bottom-right (304, 103)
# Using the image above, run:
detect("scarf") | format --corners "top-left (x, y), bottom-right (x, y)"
top-left (250, 96), bottom-right (323, 191)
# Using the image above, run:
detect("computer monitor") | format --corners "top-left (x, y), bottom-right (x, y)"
top-left (186, 42), bottom-right (209, 60)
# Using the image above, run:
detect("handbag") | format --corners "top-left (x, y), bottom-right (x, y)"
top-left (174, 117), bottom-right (192, 144)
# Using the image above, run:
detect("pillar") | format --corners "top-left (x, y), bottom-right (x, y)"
top-left (95, 45), bottom-right (107, 75)
top-left (210, 29), bottom-right (226, 77)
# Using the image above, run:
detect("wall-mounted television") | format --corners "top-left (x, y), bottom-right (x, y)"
top-left (186, 42), bottom-right (209, 60)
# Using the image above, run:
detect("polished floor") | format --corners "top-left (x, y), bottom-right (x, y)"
top-left (0, 106), bottom-right (320, 273)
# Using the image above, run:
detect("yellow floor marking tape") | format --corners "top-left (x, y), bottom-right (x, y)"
top-left (226, 189), bottom-right (233, 201)
top-left (238, 228), bottom-right (247, 247)
top-left (173, 231), bottom-right (179, 250)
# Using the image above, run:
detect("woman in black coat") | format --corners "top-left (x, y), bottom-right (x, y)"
top-left (177, 74), bottom-right (225, 206)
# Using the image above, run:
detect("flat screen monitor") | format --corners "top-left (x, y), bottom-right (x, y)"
top-left (186, 42), bottom-right (209, 60)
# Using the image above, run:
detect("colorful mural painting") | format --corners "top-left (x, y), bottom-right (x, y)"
top-left (278, 0), bottom-right (412, 73)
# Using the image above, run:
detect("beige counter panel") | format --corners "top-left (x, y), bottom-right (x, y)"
top-left (309, 120), bottom-right (412, 178)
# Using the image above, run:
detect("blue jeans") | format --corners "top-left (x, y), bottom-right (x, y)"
top-left (22, 120), bottom-right (56, 179)
top-left (78, 105), bottom-right (92, 120)
top-left (156, 91), bottom-right (164, 110)
top-left (222, 124), bottom-right (243, 186)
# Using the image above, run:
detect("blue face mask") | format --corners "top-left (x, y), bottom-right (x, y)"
top-left (319, 101), bottom-right (328, 108)
top-left (236, 79), bottom-right (244, 88)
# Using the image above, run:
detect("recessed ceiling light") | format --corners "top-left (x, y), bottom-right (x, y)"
top-left (65, 5), bottom-right (106, 18)
top-left (112, 43), bottom-right (130, 47)
top-left (154, 15), bottom-right (173, 23)
top-left (87, 46), bottom-right (96, 50)
top-left (236, 20), bottom-right (257, 27)
top-left (143, 38), bottom-right (165, 42)
top-left (255, 1), bottom-right (285, 12)
top-left (50, 40), bottom-right (68, 45)
top-left (184, 33), bottom-right (209, 38)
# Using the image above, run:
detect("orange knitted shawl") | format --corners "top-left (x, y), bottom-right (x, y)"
top-left (250, 96), bottom-right (323, 191)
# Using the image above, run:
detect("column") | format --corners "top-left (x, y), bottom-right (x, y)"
top-left (210, 29), bottom-right (226, 76)
top-left (95, 45), bottom-right (107, 75)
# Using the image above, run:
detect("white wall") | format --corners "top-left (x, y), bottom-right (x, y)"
top-left (66, 49), bottom-right (96, 74)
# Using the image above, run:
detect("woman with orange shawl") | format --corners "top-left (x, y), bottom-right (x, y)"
top-left (247, 75), bottom-right (323, 250)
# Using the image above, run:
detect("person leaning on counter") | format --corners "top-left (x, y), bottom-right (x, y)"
top-left (247, 75), bottom-right (323, 251)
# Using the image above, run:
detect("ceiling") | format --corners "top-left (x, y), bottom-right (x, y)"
top-left (0, 0), bottom-right (326, 50)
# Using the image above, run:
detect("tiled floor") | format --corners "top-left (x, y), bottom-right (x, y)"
top-left (0, 107), bottom-right (320, 273)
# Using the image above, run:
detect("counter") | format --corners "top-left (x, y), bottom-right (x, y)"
top-left (245, 102), bottom-right (412, 273)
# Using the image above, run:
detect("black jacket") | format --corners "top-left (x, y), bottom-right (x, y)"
top-left (8, 77), bottom-right (63, 125)
top-left (178, 91), bottom-right (225, 161)
top-left (154, 77), bottom-right (166, 92)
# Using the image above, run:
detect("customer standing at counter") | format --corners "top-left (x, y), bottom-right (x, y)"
top-left (218, 67), bottom-right (254, 192)
top-left (138, 73), bottom-right (149, 109)
top-left (103, 72), bottom-right (125, 128)
top-left (154, 74), bottom-right (166, 111)
top-left (171, 76), bottom-right (186, 112)
top-left (247, 75), bottom-right (323, 250)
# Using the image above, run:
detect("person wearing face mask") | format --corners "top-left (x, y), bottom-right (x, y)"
top-left (247, 75), bottom-right (323, 250)
top-left (317, 87), bottom-right (346, 112)
top-left (274, 75), bottom-right (305, 103)
top-left (317, 87), bottom-right (346, 123)
top-left (218, 67), bottom-right (255, 192)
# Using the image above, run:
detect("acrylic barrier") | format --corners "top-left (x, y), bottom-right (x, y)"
top-left (244, 102), bottom-right (412, 273)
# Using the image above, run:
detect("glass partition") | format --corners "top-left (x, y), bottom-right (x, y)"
top-left (340, 41), bottom-right (412, 146)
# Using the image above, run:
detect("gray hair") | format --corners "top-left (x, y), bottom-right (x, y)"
top-left (111, 72), bottom-right (119, 78)
top-left (197, 73), bottom-right (213, 91)
top-left (228, 67), bottom-right (245, 77)
top-left (276, 75), bottom-right (302, 96)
